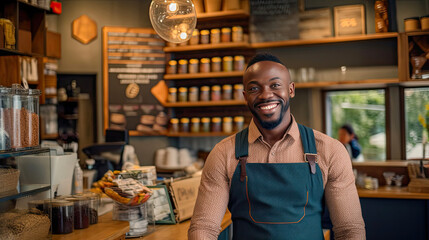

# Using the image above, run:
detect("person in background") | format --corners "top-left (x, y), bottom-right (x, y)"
top-left (188, 53), bottom-right (365, 240)
top-left (338, 124), bottom-right (363, 162)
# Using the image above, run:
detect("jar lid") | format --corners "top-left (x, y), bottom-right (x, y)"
top-left (223, 56), bottom-right (233, 61)
top-left (169, 87), bottom-right (177, 93)
top-left (178, 87), bottom-right (187, 92)
top-left (234, 55), bottom-right (244, 61)
top-left (211, 57), bottom-right (221, 62)
top-left (221, 27), bottom-right (231, 33)
top-left (200, 58), bottom-right (210, 63)
top-left (189, 86), bottom-right (198, 92)
top-left (189, 59), bottom-right (199, 64)
top-left (191, 117), bottom-right (200, 123)
top-left (28, 89), bottom-right (41, 96)
top-left (200, 29), bottom-right (209, 35)
top-left (201, 86), bottom-right (210, 91)
top-left (201, 117), bottom-right (210, 123)
top-left (234, 116), bottom-right (244, 122)
top-left (29, 200), bottom-right (45, 205)
top-left (234, 84), bottom-right (244, 89)
top-left (210, 28), bottom-right (220, 34)
top-left (180, 118), bottom-right (190, 123)
top-left (211, 85), bottom-right (221, 91)
top-left (223, 117), bottom-right (232, 122)
top-left (404, 17), bottom-right (420, 20)
top-left (212, 117), bottom-right (221, 123)
top-left (192, 29), bottom-right (199, 35)
top-left (232, 26), bottom-right (243, 31)
top-left (222, 85), bottom-right (232, 90)
top-left (169, 60), bottom-right (177, 65)
top-left (421, 15), bottom-right (429, 19)
top-left (178, 59), bottom-right (188, 64)
top-left (51, 200), bottom-right (74, 207)
top-left (0, 87), bottom-right (12, 94)
top-left (170, 118), bottom-right (179, 124)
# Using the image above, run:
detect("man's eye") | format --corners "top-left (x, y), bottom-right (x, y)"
top-left (248, 86), bottom-right (259, 92)
top-left (271, 83), bottom-right (281, 88)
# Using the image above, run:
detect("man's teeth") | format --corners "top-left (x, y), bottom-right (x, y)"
top-left (260, 104), bottom-right (277, 110)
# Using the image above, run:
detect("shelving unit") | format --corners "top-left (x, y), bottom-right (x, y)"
top-left (164, 71), bottom-right (244, 80)
top-left (163, 100), bottom-right (246, 108)
top-left (164, 42), bottom-right (250, 52)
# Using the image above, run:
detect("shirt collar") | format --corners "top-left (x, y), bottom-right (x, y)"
top-left (248, 114), bottom-right (300, 144)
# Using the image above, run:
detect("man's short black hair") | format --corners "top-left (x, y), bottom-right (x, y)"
top-left (246, 53), bottom-right (285, 70)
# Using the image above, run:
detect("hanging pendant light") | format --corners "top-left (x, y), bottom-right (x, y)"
top-left (149, 0), bottom-right (197, 43)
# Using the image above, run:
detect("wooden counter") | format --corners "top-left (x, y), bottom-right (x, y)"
top-left (358, 186), bottom-right (429, 200)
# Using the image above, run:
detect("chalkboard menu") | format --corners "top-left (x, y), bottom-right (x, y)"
top-left (102, 27), bottom-right (167, 135)
top-left (249, 0), bottom-right (300, 43)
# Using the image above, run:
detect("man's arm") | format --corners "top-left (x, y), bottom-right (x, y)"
top-left (188, 142), bottom-right (231, 240)
top-left (324, 140), bottom-right (366, 240)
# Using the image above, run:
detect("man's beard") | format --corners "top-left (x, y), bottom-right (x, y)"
top-left (250, 98), bottom-right (290, 130)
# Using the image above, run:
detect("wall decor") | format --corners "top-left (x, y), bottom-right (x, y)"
top-left (334, 5), bottom-right (365, 37)
top-left (72, 14), bottom-right (97, 44)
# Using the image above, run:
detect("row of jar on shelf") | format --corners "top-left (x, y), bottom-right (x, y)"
top-left (170, 116), bottom-right (245, 133)
top-left (167, 55), bottom-right (245, 75)
top-left (168, 84), bottom-right (244, 103)
top-left (166, 26), bottom-right (244, 47)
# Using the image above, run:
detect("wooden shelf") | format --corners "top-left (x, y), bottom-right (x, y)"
top-left (18, 0), bottom-right (48, 12)
top-left (404, 31), bottom-right (429, 37)
top-left (166, 132), bottom-right (236, 137)
top-left (164, 42), bottom-right (250, 52)
top-left (164, 71), bottom-right (243, 80)
top-left (251, 32), bottom-right (399, 49)
top-left (294, 78), bottom-right (400, 88)
top-left (41, 133), bottom-right (58, 139)
top-left (196, 9), bottom-right (249, 21)
top-left (129, 130), bottom-right (167, 137)
top-left (163, 100), bottom-right (246, 107)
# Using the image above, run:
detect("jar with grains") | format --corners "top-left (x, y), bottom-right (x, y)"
top-left (233, 84), bottom-right (244, 100)
top-left (170, 118), bottom-right (179, 132)
top-left (188, 87), bottom-right (199, 102)
top-left (177, 59), bottom-right (188, 74)
top-left (211, 57), bottom-right (222, 72)
top-left (223, 117), bottom-right (233, 133)
top-left (167, 60), bottom-right (177, 74)
top-left (404, 17), bottom-right (420, 32)
top-left (211, 85), bottom-right (221, 101)
top-left (50, 200), bottom-right (74, 234)
top-left (232, 26), bottom-right (243, 42)
top-left (66, 197), bottom-right (89, 229)
top-left (201, 117), bottom-right (210, 132)
top-left (28, 89), bottom-right (40, 147)
top-left (83, 192), bottom-right (99, 225)
top-left (168, 87), bottom-right (177, 103)
top-left (180, 118), bottom-right (190, 132)
top-left (200, 29), bottom-right (210, 44)
top-left (200, 86), bottom-right (210, 101)
top-left (234, 55), bottom-right (245, 71)
top-left (189, 59), bottom-right (199, 74)
top-left (0, 87), bottom-right (12, 151)
top-left (210, 28), bottom-right (220, 44)
top-left (189, 29), bottom-right (200, 45)
top-left (200, 58), bottom-right (210, 73)
top-left (222, 85), bottom-right (232, 100)
top-left (222, 56), bottom-right (233, 72)
top-left (221, 28), bottom-right (231, 42)
top-left (234, 116), bottom-right (245, 132)
top-left (178, 87), bottom-right (188, 102)
top-left (191, 117), bottom-right (200, 133)
top-left (211, 117), bottom-right (222, 132)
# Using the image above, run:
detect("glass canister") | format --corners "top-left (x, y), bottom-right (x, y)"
top-left (66, 197), bottom-right (89, 229)
top-left (180, 118), bottom-right (190, 132)
top-left (178, 87), bottom-right (188, 102)
top-left (233, 84), bottom-right (244, 101)
top-left (234, 116), bottom-right (245, 132)
top-left (200, 58), bottom-right (210, 73)
top-left (200, 29), bottom-right (210, 44)
top-left (222, 56), bottom-right (233, 72)
top-left (83, 193), bottom-right (99, 225)
top-left (211, 57), bottom-right (222, 72)
top-left (200, 86), bottom-right (210, 101)
top-left (211, 85), bottom-right (221, 101)
top-left (221, 27), bottom-right (231, 42)
top-left (170, 118), bottom-right (179, 132)
top-left (51, 200), bottom-right (74, 234)
top-left (168, 87), bottom-right (177, 103)
top-left (28, 199), bottom-right (45, 212)
top-left (189, 59), bottom-right (199, 74)
top-left (210, 28), bottom-right (220, 44)
top-left (0, 87), bottom-right (12, 151)
top-left (234, 55), bottom-right (245, 71)
top-left (27, 89), bottom-right (40, 147)
top-left (166, 60), bottom-right (177, 74)
top-left (201, 117), bottom-right (210, 132)
top-left (11, 85), bottom-right (29, 149)
top-left (188, 87), bottom-right (199, 102)
top-left (211, 117), bottom-right (222, 132)
top-left (222, 85), bottom-right (232, 100)
top-left (232, 26), bottom-right (243, 42)
top-left (177, 59), bottom-right (188, 74)
top-left (189, 29), bottom-right (200, 45)
top-left (223, 117), bottom-right (233, 133)
top-left (191, 117), bottom-right (200, 133)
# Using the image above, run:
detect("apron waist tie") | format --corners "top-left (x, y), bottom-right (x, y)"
top-left (239, 156), bottom-right (247, 182)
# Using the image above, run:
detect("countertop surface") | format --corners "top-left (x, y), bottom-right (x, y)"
top-left (358, 186), bottom-right (429, 200)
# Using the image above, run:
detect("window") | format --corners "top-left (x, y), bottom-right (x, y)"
top-left (404, 87), bottom-right (429, 160)
top-left (325, 90), bottom-right (386, 161)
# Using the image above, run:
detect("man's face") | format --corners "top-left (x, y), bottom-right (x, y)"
top-left (243, 61), bottom-right (295, 130)
top-left (338, 128), bottom-right (352, 145)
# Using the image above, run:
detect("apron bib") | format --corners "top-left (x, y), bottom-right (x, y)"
top-left (228, 124), bottom-right (324, 240)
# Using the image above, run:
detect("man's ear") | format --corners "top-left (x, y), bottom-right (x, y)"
top-left (289, 82), bottom-right (295, 98)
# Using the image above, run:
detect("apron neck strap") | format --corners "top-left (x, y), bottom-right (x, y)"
top-left (298, 124), bottom-right (318, 174)
top-left (235, 127), bottom-right (249, 159)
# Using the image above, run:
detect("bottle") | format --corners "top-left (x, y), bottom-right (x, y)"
top-left (74, 162), bottom-right (83, 194)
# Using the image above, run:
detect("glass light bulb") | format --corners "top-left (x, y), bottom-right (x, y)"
top-left (149, 0), bottom-right (197, 43)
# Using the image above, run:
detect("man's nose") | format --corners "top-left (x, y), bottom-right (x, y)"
top-left (259, 87), bottom-right (274, 99)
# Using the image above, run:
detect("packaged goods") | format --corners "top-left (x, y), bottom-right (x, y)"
top-left (232, 26), bottom-right (243, 42)
top-left (222, 56), bottom-right (233, 72)
top-left (223, 117), bottom-right (233, 133)
top-left (168, 87), bottom-right (177, 103)
top-left (233, 84), bottom-right (244, 100)
top-left (222, 85), bottom-right (233, 100)
top-left (211, 117), bottom-right (222, 132)
top-left (200, 58), bottom-right (210, 73)
top-left (211, 85), bottom-right (221, 101)
top-left (178, 87), bottom-right (188, 102)
top-left (221, 27), bottom-right (231, 42)
top-left (211, 57), bottom-right (221, 72)
top-left (200, 86), bottom-right (210, 101)
top-left (189, 87), bottom-right (199, 102)
top-left (234, 116), bottom-right (245, 132)
top-left (191, 118), bottom-right (200, 133)
top-left (189, 59), bottom-right (199, 74)
top-left (189, 29), bottom-right (199, 45)
top-left (234, 55), bottom-right (245, 71)
top-left (200, 30), bottom-right (210, 44)
top-left (210, 28), bottom-right (220, 44)
top-left (170, 118), bottom-right (179, 132)
top-left (180, 118), bottom-right (190, 132)
top-left (167, 60), bottom-right (177, 74)
top-left (50, 200), bottom-right (74, 234)
top-left (178, 59), bottom-right (188, 74)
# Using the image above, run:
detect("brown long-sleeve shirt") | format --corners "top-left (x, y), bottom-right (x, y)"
top-left (189, 117), bottom-right (365, 239)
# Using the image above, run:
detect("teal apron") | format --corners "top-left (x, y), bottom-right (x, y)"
top-left (228, 124), bottom-right (324, 240)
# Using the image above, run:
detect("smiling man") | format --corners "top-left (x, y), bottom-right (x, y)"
top-left (188, 53), bottom-right (365, 240)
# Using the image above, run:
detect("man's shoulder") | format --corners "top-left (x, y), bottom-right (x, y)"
top-left (312, 128), bottom-right (343, 148)
top-left (212, 133), bottom-right (237, 151)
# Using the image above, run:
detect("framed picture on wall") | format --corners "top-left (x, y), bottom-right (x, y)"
top-left (334, 5), bottom-right (365, 36)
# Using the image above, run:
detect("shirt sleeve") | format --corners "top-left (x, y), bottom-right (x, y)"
top-left (324, 140), bottom-right (366, 240)
top-left (188, 142), bottom-right (231, 240)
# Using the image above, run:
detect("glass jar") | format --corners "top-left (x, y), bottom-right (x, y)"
top-left (168, 87), bottom-right (177, 103)
top-left (66, 197), bottom-right (89, 229)
top-left (221, 27), bottom-right (231, 42)
top-left (0, 87), bottom-right (12, 151)
top-left (211, 57), bottom-right (221, 72)
top-left (200, 58), bottom-right (210, 73)
top-left (167, 60), bottom-right (177, 74)
top-left (180, 118), bottom-right (190, 132)
top-left (178, 59), bottom-right (188, 74)
top-left (28, 199), bottom-right (45, 212)
top-left (170, 118), bottom-right (179, 132)
top-left (188, 87), bottom-right (199, 102)
top-left (189, 29), bottom-right (200, 45)
top-left (211, 85), bottom-right (221, 101)
top-left (222, 56), bottom-right (233, 72)
top-left (234, 116), bottom-right (245, 132)
top-left (222, 85), bottom-right (232, 100)
top-left (233, 84), bottom-right (244, 101)
top-left (11, 85), bottom-right (29, 149)
top-left (404, 17), bottom-right (420, 32)
top-left (223, 117), bottom-right (233, 133)
top-left (201, 117), bottom-right (210, 132)
top-left (200, 29), bottom-right (210, 44)
top-left (191, 117), bottom-right (200, 133)
top-left (83, 193), bottom-right (99, 225)
top-left (210, 28), bottom-right (220, 44)
top-left (178, 87), bottom-right (188, 102)
top-left (189, 59), bottom-right (199, 74)
top-left (234, 55), bottom-right (245, 71)
top-left (51, 200), bottom-right (74, 234)
top-left (232, 26), bottom-right (243, 42)
top-left (211, 117), bottom-right (222, 132)
top-left (27, 89), bottom-right (40, 147)
top-left (200, 86), bottom-right (210, 101)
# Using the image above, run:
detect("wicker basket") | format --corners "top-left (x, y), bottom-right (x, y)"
top-left (0, 168), bottom-right (20, 193)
